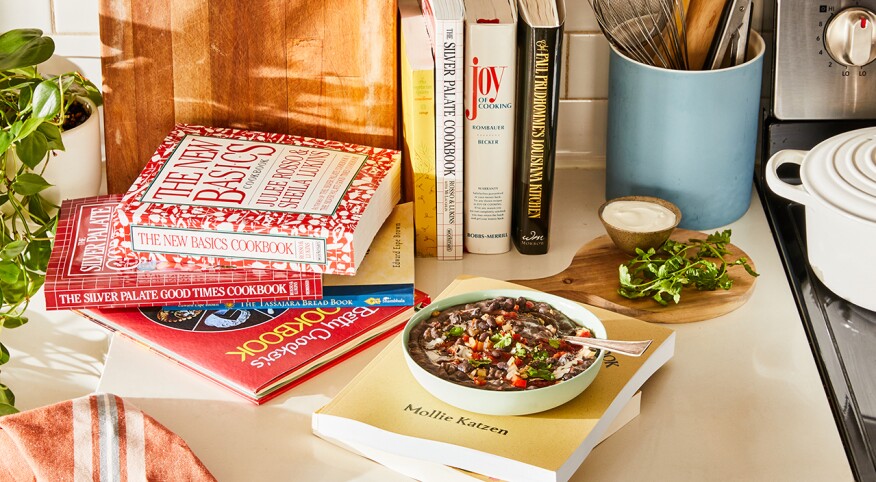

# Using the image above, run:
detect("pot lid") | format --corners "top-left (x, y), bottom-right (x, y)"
top-left (803, 127), bottom-right (876, 223)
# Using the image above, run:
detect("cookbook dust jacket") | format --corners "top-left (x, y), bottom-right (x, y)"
top-left (45, 195), bottom-right (322, 310)
top-left (115, 124), bottom-right (401, 276)
top-left (313, 276), bottom-right (675, 482)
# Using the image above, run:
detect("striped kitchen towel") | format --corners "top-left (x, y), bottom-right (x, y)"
top-left (0, 393), bottom-right (215, 481)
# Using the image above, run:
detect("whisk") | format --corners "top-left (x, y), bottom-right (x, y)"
top-left (589, 0), bottom-right (689, 70)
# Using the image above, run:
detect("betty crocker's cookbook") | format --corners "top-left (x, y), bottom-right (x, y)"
top-left (114, 124), bottom-right (401, 276)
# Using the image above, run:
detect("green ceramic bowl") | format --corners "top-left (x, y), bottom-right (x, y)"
top-left (402, 289), bottom-right (606, 416)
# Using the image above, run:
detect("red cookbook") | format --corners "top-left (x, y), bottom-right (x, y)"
top-left (45, 195), bottom-right (322, 310)
top-left (114, 124), bottom-right (401, 276)
top-left (77, 290), bottom-right (428, 404)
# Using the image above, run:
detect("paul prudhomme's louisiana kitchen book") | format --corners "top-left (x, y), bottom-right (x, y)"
top-left (512, 0), bottom-right (565, 255)
top-left (77, 289), bottom-right (429, 404)
top-left (115, 124), bottom-right (401, 276)
top-left (232, 202), bottom-right (416, 311)
top-left (312, 276), bottom-right (675, 482)
top-left (44, 195), bottom-right (322, 310)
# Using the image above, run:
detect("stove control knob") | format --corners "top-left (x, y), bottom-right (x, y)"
top-left (824, 7), bottom-right (876, 67)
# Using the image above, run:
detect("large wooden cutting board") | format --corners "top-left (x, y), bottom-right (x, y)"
top-left (513, 230), bottom-right (758, 323)
top-left (99, 0), bottom-right (399, 194)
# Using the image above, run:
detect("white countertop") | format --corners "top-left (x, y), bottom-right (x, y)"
top-left (2, 167), bottom-right (853, 481)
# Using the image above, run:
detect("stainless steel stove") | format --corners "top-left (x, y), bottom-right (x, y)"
top-left (759, 2), bottom-right (876, 479)
top-left (760, 123), bottom-right (876, 479)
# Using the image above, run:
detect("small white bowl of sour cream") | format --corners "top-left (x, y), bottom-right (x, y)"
top-left (598, 196), bottom-right (681, 255)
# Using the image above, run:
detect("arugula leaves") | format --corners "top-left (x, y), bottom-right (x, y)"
top-left (617, 230), bottom-right (759, 305)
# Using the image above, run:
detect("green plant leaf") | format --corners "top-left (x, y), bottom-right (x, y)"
top-left (13, 132), bottom-right (48, 169)
top-left (0, 29), bottom-right (55, 70)
top-left (0, 260), bottom-right (21, 284)
top-left (32, 80), bottom-right (62, 119)
top-left (36, 123), bottom-right (63, 150)
top-left (0, 402), bottom-right (16, 416)
top-left (24, 238), bottom-right (52, 273)
top-left (1, 316), bottom-right (26, 329)
top-left (0, 240), bottom-right (26, 260)
top-left (11, 172), bottom-right (52, 195)
top-left (0, 381), bottom-right (15, 406)
top-left (0, 342), bottom-right (9, 365)
top-left (0, 131), bottom-right (11, 154)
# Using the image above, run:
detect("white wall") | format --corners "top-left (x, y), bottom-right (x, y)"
top-left (0, 1), bottom-right (763, 167)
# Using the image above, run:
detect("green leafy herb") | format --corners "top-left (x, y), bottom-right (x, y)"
top-left (526, 367), bottom-right (555, 380)
top-left (491, 332), bottom-right (513, 349)
top-left (512, 342), bottom-right (527, 358)
top-left (548, 338), bottom-right (561, 349)
top-left (447, 325), bottom-right (464, 337)
top-left (468, 358), bottom-right (492, 367)
top-left (617, 230), bottom-right (759, 306)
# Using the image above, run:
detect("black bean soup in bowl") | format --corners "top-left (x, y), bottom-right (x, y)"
top-left (402, 290), bottom-right (607, 415)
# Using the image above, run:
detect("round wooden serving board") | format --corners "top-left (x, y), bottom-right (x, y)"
top-left (512, 229), bottom-right (757, 323)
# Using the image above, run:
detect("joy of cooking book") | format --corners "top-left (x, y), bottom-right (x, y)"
top-left (77, 289), bottom-right (429, 404)
top-left (312, 276), bottom-right (675, 482)
top-left (115, 124), bottom-right (401, 276)
top-left (44, 195), bottom-right (322, 310)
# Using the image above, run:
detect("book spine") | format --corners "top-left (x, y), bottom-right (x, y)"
top-left (187, 283), bottom-right (415, 311)
top-left (399, 13), bottom-right (438, 258)
top-left (128, 224), bottom-right (330, 266)
top-left (463, 18), bottom-right (517, 254)
top-left (433, 17), bottom-right (465, 260)
top-left (45, 276), bottom-right (323, 310)
top-left (512, 10), bottom-right (564, 255)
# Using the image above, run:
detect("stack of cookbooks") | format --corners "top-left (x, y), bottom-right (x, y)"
top-left (46, 123), bottom-right (427, 403)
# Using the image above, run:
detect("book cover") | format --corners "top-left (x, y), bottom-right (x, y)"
top-left (232, 202), bottom-right (416, 310)
top-left (312, 276), bottom-right (675, 482)
top-left (463, 0), bottom-right (518, 254)
top-left (399, 0), bottom-right (439, 258)
top-left (318, 392), bottom-right (641, 482)
top-left (44, 195), bottom-right (322, 310)
top-left (512, 0), bottom-right (565, 255)
top-left (420, 0), bottom-right (465, 261)
top-left (115, 124), bottom-right (401, 276)
top-left (77, 289), bottom-right (430, 404)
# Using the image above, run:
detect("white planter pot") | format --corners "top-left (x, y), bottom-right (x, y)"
top-left (40, 97), bottom-right (103, 204)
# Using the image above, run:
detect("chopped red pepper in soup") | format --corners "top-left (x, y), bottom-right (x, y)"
top-left (407, 296), bottom-right (599, 391)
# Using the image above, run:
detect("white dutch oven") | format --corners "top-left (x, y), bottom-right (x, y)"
top-left (766, 127), bottom-right (876, 312)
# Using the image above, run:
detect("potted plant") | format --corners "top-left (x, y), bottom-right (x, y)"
top-left (0, 29), bottom-right (103, 414)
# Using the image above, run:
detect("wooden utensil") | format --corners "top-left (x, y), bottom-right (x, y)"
top-left (99, 0), bottom-right (399, 194)
top-left (512, 229), bottom-right (757, 323)
top-left (685, 0), bottom-right (727, 70)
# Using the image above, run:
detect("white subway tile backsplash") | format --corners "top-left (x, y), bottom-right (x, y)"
top-left (556, 99), bottom-right (607, 160)
top-left (52, 0), bottom-right (100, 33)
top-left (0, 0), bottom-right (53, 32)
top-left (566, 33), bottom-right (609, 99)
top-left (49, 34), bottom-right (101, 58)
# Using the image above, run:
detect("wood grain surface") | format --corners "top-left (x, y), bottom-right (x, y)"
top-left (513, 229), bottom-right (757, 323)
top-left (685, 0), bottom-right (726, 70)
top-left (99, 0), bottom-right (399, 193)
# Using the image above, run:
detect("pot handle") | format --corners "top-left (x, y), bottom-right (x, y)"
top-left (765, 149), bottom-right (811, 206)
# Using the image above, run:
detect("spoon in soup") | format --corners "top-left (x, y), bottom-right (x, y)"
top-left (562, 336), bottom-right (653, 357)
